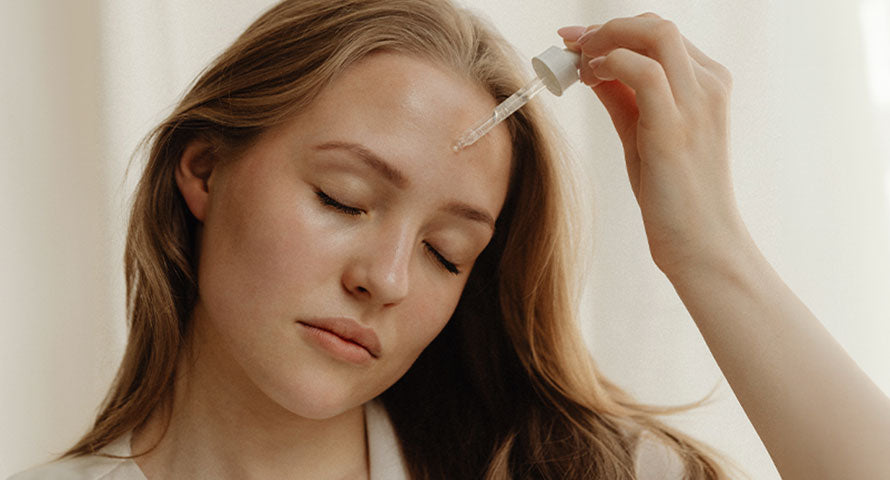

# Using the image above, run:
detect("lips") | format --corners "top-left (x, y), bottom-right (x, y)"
top-left (297, 317), bottom-right (382, 358)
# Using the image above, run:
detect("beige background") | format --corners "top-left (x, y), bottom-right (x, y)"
top-left (3, 1), bottom-right (889, 478)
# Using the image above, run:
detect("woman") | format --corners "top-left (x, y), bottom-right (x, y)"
top-left (10, 0), bottom-right (889, 479)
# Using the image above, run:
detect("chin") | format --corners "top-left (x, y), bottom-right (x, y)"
top-left (261, 373), bottom-right (369, 420)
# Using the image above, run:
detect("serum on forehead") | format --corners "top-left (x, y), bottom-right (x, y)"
top-left (452, 46), bottom-right (582, 152)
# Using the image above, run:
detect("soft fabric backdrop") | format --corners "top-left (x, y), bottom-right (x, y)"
top-left (3, 1), bottom-right (889, 478)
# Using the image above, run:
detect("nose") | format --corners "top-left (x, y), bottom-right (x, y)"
top-left (341, 225), bottom-right (412, 307)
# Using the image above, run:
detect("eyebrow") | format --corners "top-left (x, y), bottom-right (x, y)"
top-left (311, 141), bottom-right (496, 231)
top-left (314, 141), bottom-right (408, 189)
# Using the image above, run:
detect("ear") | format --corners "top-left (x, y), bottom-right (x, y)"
top-left (175, 138), bottom-right (218, 222)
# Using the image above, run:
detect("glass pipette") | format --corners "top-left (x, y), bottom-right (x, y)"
top-left (452, 77), bottom-right (548, 152)
top-left (452, 46), bottom-right (581, 152)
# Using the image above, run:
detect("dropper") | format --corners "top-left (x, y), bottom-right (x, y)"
top-left (452, 46), bottom-right (582, 152)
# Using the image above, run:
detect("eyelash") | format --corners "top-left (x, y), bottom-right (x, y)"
top-left (316, 189), bottom-right (363, 216)
top-left (314, 190), bottom-right (461, 275)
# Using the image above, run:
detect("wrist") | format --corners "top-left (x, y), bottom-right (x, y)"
top-left (658, 222), bottom-right (762, 288)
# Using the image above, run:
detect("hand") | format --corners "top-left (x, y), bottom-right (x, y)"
top-left (558, 13), bottom-right (749, 278)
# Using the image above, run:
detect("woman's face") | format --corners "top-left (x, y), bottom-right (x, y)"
top-left (185, 52), bottom-right (513, 420)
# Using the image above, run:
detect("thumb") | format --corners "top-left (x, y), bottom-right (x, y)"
top-left (590, 79), bottom-right (639, 143)
top-left (591, 79), bottom-right (643, 200)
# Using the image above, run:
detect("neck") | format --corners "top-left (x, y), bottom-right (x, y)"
top-left (130, 310), bottom-right (370, 479)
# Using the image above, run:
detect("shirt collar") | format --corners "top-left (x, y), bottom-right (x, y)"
top-left (365, 398), bottom-right (410, 480)
top-left (104, 399), bottom-right (409, 479)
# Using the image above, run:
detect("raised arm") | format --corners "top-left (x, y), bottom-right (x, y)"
top-left (664, 205), bottom-right (890, 480)
top-left (559, 14), bottom-right (890, 479)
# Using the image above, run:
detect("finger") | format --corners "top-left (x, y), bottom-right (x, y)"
top-left (681, 36), bottom-right (733, 88)
top-left (557, 25), bottom-right (587, 43)
top-left (559, 24), bottom-right (601, 51)
top-left (590, 80), bottom-right (642, 199)
top-left (592, 80), bottom-right (638, 135)
top-left (579, 50), bottom-right (603, 87)
top-left (588, 48), bottom-right (680, 129)
top-left (634, 12), bottom-right (731, 86)
top-left (576, 15), bottom-right (697, 103)
top-left (561, 16), bottom-right (719, 74)
top-left (680, 35), bottom-right (714, 69)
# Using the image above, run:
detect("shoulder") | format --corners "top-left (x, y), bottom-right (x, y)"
top-left (633, 430), bottom-right (686, 480)
top-left (6, 433), bottom-right (146, 480)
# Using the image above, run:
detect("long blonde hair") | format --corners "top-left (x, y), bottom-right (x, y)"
top-left (62, 0), bottom-right (743, 478)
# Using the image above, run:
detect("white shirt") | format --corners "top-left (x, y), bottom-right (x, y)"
top-left (8, 399), bottom-right (682, 479)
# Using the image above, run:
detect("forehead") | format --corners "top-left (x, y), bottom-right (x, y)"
top-left (283, 51), bottom-right (514, 218)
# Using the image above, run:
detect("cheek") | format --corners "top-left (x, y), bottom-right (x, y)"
top-left (197, 180), bottom-right (340, 329)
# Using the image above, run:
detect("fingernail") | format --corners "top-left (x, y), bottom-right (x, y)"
top-left (588, 56), bottom-right (606, 71)
top-left (576, 26), bottom-right (600, 45)
top-left (580, 69), bottom-right (603, 88)
top-left (557, 25), bottom-right (586, 41)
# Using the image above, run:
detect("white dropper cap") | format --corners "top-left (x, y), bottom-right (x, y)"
top-left (531, 46), bottom-right (582, 96)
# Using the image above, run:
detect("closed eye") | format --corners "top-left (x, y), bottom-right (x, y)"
top-left (316, 189), bottom-right (461, 276)
top-left (424, 242), bottom-right (460, 275)
top-left (315, 190), bottom-right (363, 216)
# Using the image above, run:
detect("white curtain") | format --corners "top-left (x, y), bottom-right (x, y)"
top-left (2, 1), bottom-right (888, 478)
